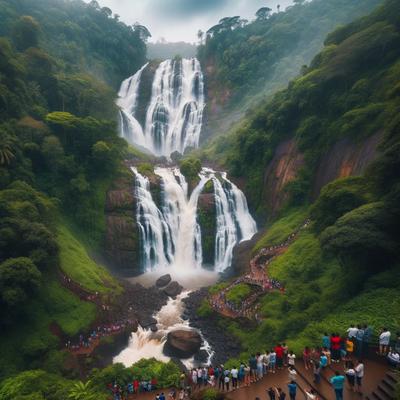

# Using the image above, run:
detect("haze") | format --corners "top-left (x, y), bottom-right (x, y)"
top-left (85, 0), bottom-right (293, 42)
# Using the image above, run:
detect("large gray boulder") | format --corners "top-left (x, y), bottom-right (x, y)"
top-left (164, 329), bottom-right (202, 358)
top-left (156, 274), bottom-right (172, 288)
top-left (164, 281), bottom-right (183, 297)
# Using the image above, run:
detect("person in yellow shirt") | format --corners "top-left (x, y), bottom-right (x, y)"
top-left (346, 339), bottom-right (354, 356)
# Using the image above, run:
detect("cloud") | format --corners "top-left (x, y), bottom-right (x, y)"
top-left (86, 0), bottom-right (293, 42)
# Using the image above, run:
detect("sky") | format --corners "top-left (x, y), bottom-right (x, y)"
top-left (85, 0), bottom-right (293, 43)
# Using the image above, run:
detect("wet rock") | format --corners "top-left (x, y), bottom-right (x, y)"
top-left (164, 329), bottom-right (202, 358)
top-left (164, 281), bottom-right (183, 297)
top-left (156, 274), bottom-right (172, 288)
top-left (193, 349), bottom-right (209, 364)
top-left (139, 316), bottom-right (157, 328)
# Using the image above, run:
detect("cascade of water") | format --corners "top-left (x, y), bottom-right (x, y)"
top-left (117, 58), bottom-right (204, 157)
top-left (132, 166), bottom-right (256, 273)
top-left (117, 63), bottom-right (148, 146)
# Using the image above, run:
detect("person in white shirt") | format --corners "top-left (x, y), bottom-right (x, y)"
top-left (231, 367), bottom-right (239, 389)
top-left (388, 351), bottom-right (400, 367)
top-left (379, 328), bottom-right (391, 355)
top-left (347, 325), bottom-right (359, 340)
top-left (288, 351), bottom-right (296, 366)
top-left (288, 366), bottom-right (297, 381)
top-left (355, 360), bottom-right (364, 394)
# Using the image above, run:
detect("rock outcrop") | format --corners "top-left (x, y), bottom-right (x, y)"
top-left (156, 274), bottom-right (172, 288)
top-left (164, 281), bottom-right (183, 297)
top-left (197, 189), bottom-right (216, 265)
top-left (105, 175), bottom-right (140, 274)
top-left (164, 329), bottom-right (202, 358)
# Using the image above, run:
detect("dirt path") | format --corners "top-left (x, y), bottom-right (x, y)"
top-left (209, 220), bottom-right (310, 319)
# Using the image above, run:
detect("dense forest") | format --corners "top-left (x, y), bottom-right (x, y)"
top-left (0, 0), bottom-right (399, 398)
top-left (0, 0), bottom-right (147, 385)
top-left (199, 0), bottom-right (400, 363)
top-left (198, 0), bottom-right (382, 137)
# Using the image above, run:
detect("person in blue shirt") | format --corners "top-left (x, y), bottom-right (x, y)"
top-left (287, 380), bottom-right (297, 400)
top-left (330, 371), bottom-right (345, 400)
top-left (320, 354), bottom-right (328, 368)
top-left (322, 333), bottom-right (330, 349)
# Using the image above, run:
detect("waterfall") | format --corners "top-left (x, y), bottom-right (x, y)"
top-left (117, 58), bottom-right (204, 157)
top-left (132, 167), bottom-right (257, 273)
top-left (117, 63), bottom-right (148, 147)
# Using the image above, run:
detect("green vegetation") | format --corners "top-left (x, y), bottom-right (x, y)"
top-left (197, 299), bottom-right (213, 317)
top-left (0, 359), bottom-right (181, 400)
top-left (57, 223), bottom-right (121, 294)
top-left (253, 207), bottom-right (308, 253)
top-left (206, 0), bottom-right (400, 362)
top-left (208, 282), bottom-right (230, 295)
top-left (0, 0), bottom-right (147, 379)
top-left (179, 157), bottom-right (201, 183)
top-left (226, 283), bottom-right (251, 306)
top-left (198, 0), bottom-right (381, 138)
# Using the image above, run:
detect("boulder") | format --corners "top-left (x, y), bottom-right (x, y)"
top-left (164, 329), bottom-right (202, 358)
top-left (156, 274), bottom-right (172, 288)
top-left (139, 316), bottom-right (157, 328)
top-left (164, 281), bottom-right (183, 297)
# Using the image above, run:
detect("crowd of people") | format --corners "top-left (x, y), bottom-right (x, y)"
top-left (65, 319), bottom-right (137, 352)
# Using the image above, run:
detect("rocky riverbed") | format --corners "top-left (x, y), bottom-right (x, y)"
top-left (182, 288), bottom-right (242, 366)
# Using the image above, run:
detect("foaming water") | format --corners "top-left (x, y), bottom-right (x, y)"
top-left (114, 291), bottom-right (213, 369)
top-left (117, 58), bottom-right (204, 157)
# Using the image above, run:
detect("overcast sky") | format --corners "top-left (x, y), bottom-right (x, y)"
top-left (85, 0), bottom-right (293, 42)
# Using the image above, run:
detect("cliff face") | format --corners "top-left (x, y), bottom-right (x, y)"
top-left (262, 139), bottom-right (305, 215)
top-left (105, 175), bottom-right (140, 274)
top-left (261, 133), bottom-right (381, 215)
top-left (197, 190), bottom-right (216, 266)
top-left (312, 132), bottom-right (381, 198)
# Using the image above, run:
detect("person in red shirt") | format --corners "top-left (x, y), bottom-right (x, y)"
top-left (133, 379), bottom-right (139, 394)
top-left (275, 344), bottom-right (284, 369)
top-left (330, 333), bottom-right (341, 363)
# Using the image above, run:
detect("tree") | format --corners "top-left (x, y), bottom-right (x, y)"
top-left (88, 0), bottom-right (100, 9)
top-left (68, 381), bottom-right (97, 400)
top-left (133, 23), bottom-right (152, 42)
top-left (277, 4), bottom-right (281, 12)
top-left (0, 132), bottom-right (15, 166)
top-left (101, 7), bottom-right (112, 18)
top-left (12, 16), bottom-right (41, 51)
top-left (197, 29), bottom-right (204, 44)
top-left (0, 257), bottom-right (41, 310)
top-left (255, 7), bottom-right (272, 20)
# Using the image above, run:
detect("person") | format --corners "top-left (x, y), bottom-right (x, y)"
top-left (379, 328), bottom-right (391, 355)
top-left (256, 353), bottom-right (264, 379)
top-left (178, 390), bottom-right (184, 400)
top-left (275, 387), bottom-right (286, 400)
top-left (355, 360), bottom-right (364, 394)
top-left (330, 371), bottom-right (345, 400)
top-left (224, 373), bottom-right (230, 391)
top-left (267, 387), bottom-right (276, 400)
top-left (244, 363), bottom-right (251, 386)
top-left (322, 333), bottom-right (330, 349)
top-left (159, 393), bottom-right (166, 400)
top-left (346, 337), bottom-right (354, 357)
top-left (287, 380), bottom-right (297, 400)
top-left (347, 325), bottom-right (358, 341)
top-left (320, 353), bottom-right (328, 369)
top-left (275, 344), bottom-right (284, 369)
top-left (322, 347), bottom-right (331, 365)
top-left (218, 368), bottom-right (224, 390)
top-left (249, 354), bottom-right (257, 381)
top-left (303, 347), bottom-right (311, 370)
top-left (133, 379), bottom-right (139, 394)
top-left (331, 334), bottom-right (341, 363)
top-left (282, 343), bottom-right (289, 366)
top-left (363, 324), bottom-right (372, 357)
top-left (312, 360), bottom-right (321, 384)
top-left (191, 369), bottom-right (197, 387)
top-left (263, 351), bottom-right (270, 374)
top-left (269, 349), bottom-right (277, 373)
top-left (305, 388), bottom-right (318, 399)
top-left (387, 350), bottom-right (400, 367)
top-left (345, 362), bottom-right (356, 392)
top-left (238, 362), bottom-right (245, 386)
top-left (288, 351), bottom-right (296, 367)
top-left (231, 366), bottom-right (239, 389)
top-left (355, 325), bottom-right (364, 357)
top-left (288, 366), bottom-right (297, 382)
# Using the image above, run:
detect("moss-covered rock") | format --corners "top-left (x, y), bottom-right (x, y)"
top-left (197, 186), bottom-right (216, 266)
